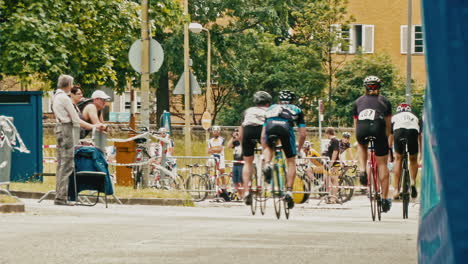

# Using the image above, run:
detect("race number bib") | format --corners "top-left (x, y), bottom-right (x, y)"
top-left (358, 109), bottom-right (376, 120)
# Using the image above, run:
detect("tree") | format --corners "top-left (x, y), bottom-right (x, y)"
top-left (291, 0), bottom-right (354, 102)
top-left (331, 53), bottom-right (424, 126)
top-left (217, 34), bottom-right (326, 126)
top-left (0, 0), bottom-right (182, 93)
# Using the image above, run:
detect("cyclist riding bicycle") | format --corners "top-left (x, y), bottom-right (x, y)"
top-left (262, 90), bottom-right (307, 209)
top-left (208, 125), bottom-right (230, 201)
top-left (352, 76), bottom-right (393, 212)
top-left (240, 91), bottom-right (272, 205)
top-left (389, 103), bottom-right (422, 199)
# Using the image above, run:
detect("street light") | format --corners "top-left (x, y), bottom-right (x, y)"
top-left (189, 23), bottom-right (212, 115)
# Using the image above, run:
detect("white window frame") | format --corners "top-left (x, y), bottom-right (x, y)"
top-left (331, 24), bottom-right (374, 54)
top-left (124, 91), bottom-right (141, 113)
top-left (401, 25), bottom-right (424, 54)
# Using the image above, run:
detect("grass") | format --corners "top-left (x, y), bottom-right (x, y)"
top-left (0, 194), bottom-right (18, 204)
top-left (9, 177), bottom-right (193, 203)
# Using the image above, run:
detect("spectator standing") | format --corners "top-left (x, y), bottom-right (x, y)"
top-left (228, 128), bottom-right (244, 199)
top-left (52, 75), bottom-right (98, 205)
top-left (81, 90), bottom-right (110, 138)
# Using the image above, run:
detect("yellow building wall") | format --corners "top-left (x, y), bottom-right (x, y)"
top-left (346, 0), bottom-right (426, 85)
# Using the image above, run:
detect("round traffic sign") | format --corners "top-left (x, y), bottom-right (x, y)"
top-left (201, 111), bottom-right (212, 130)
top-left (128, 38), bottom-right (164, 73)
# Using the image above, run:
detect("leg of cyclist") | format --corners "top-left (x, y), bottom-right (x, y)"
top-left (392, 152), bottom-right (403, 199)
top-left (357, 143), bottom-right (369, 185)
top-left (242, 155), bottom-right (254, 204)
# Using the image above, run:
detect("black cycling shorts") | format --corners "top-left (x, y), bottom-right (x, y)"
top-left (265, 120), bottom-right (296, 158)
top-left (393, 128), bottom-right (419, 155)
top-left (356, 119), bottom-right (389, 156)
top-left (241, 125), bottom-right (263, 157)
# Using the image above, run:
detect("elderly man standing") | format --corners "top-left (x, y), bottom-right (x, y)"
top-left (52, 75), bottom-right (98, 205)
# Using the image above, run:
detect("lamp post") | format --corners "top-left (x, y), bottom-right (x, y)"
top-left (406, 0), bottom-right (413, 105)
top-left (189, 22), bottom-right (212, 142)
top-left (183, 0), bottom-right (191, 156)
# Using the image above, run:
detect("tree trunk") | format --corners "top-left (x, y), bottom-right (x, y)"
top-left (156, 64), bottom-right (169, 126)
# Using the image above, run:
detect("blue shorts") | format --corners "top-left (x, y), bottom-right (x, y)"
top-left (232, 164), bottom-right (244, 184)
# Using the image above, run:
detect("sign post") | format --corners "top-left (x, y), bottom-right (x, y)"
top-left (201, 111), bottom-right (212, 145)
top-left (318, 99), bottom-right (324, 142)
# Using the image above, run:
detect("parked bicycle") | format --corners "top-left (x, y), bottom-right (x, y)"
top-left (185, 156), bottom-right (231, 202)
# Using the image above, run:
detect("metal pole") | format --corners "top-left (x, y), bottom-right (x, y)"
top-left (406, 0), bottom-right (412, 104)
top-left (205, 28), bottom-right (211, 144)
top-left (140, 0), bottom-right (150, 187)
top-left (184, 0), bottom-right (192, 155)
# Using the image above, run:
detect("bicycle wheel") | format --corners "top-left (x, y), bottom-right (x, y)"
top-left (272, 164), bottom-right (281, 219)
top-left (368, 169), bottom-right (376, 221)
top-left (185, 174), bottom-right (208, 202)
top-left (402, 160), bottom-right (410, 219)
top-left (250, 166), bottom-right (258, 215)
top-left (376, 175), bottom-right (382, 222)
top-left (338, 176), bottom-right (354, 203)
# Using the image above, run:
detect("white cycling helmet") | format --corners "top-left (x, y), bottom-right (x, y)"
top-left (212, 126), bottom-right (221, 132)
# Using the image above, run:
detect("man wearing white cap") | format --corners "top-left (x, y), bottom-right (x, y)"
top-left (81, 90), bottom-right (110, 137)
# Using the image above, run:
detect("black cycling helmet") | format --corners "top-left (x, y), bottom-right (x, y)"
top-left (342, 132), bottom-right (351, 138)
top-left (363, 76), bottom-right (382, 91)
top-left (279, 90), bottom-right (296, 103)
top-left (253, 91), bottom-right (272, 105)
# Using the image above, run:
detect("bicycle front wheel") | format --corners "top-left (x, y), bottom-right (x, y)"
top-left (338, 176), bottom-right (354, 203)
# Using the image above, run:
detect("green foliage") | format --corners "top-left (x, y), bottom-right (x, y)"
top-left (0, 0), bottom-right (183, 92)
top-left (290, 0), bottom-right (354, 101)
top-left (217, 34), bottom-right (326, 126)
top-left (330, 53), bottom-right (424, 126)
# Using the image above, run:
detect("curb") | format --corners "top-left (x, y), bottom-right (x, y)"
top-left (10, 191), bottom-right (194, 207)
top-left (0, 197), bottom-right (25, 213)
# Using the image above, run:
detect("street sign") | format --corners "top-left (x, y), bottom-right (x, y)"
top-left (318, 99), bottom-right (324, 114)
top-left (173, 71), bottom-right (201, 95)
top-left (201, 111), bottom-right (212, 130)
top-left (129, 39), bottom-right (164, 73)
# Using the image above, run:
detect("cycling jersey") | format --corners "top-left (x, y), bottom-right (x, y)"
top-left (264, 104), bottom-right (306, 158)
top-left (352, 94), bottom-right (392, 156)
top-left (242, 106), bottom-right (268, 127)
top-left (208, 136), bottom-right (225, 169)
top-left (392, 112), bottom-right (421, 155)
top-left (391, 112), bottom-right (420, 132)
top-left (241, 106), bottom-right (267, 157)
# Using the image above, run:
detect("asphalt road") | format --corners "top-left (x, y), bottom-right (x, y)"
top-left (0, 197), bottom-right (419, 264)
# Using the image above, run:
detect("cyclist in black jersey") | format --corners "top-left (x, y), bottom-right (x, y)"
top-left (352, 76), bottom-right (393, 212)
top-left (240, 91), bottom-right (272, 205)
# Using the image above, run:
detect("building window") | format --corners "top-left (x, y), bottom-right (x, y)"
top-left (401, 25), bottom-right (424, 54)
top-left (124, 92), bottom-right (141, 113)
top-left (332, 24), bottom-right (375, 54)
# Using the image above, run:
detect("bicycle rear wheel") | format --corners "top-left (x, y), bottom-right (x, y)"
top-left (402, 161), bottom-right (410, 219)
top-left (338, 176), bottom-right (354, 203)
top-left (250, 167), bottom-right (258, 215)
top-left (272, 164), bottom-right (281, 219)
top-left (369, 169), bottom-right (377, 221)
top-left (185, 174), bottom-right (208, 202)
